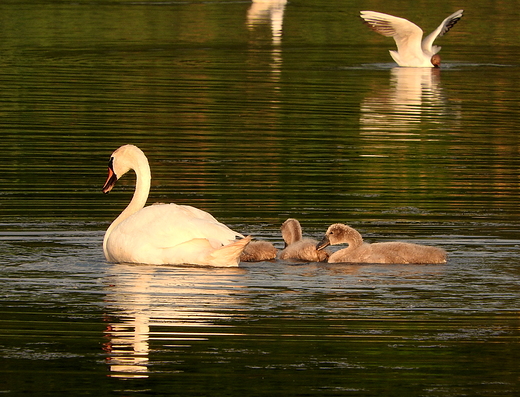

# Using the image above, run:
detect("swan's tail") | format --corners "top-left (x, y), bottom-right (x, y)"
top-left (206, 236), bottom-right (252, 267)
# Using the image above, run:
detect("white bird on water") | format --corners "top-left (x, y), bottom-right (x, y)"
top-left (360, 9), bottom-right (464, 67)
top-left (102, 145), bottom-right (251, 267)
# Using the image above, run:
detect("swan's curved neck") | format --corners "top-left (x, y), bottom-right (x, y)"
top-left (282, 219), bottom-right (303, 245)
top-left (342, 227), bottom-right (364, 251)
top-left (103, 156), bottom-right (151, 257)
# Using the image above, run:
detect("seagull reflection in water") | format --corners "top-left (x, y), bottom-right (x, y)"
top-left (360, 67), bottom-right (455, 136)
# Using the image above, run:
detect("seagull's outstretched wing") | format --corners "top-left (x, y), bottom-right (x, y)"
top-left (360, 11), bottom-right (424, 57)
top-left (421, 9), bottom-right (464, 53)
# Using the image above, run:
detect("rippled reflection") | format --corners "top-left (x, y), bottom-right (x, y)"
top-left (102, 264), bottom-right (246, 379)
top-left (247, 0), bottom-right (287, 45)
top-left (247, 0), bottom-right (287, 80)
top-left (103, 268), bottom-right (153, 378)
top-left (360, 67), bottom-right (459, 136)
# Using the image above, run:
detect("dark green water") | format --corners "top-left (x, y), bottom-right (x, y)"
top-left (1, 0), bottom-right (520, 395)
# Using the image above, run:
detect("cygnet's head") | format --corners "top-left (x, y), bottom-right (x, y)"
top-left (431, 54), bottom-right (441, 68)
top-left (317, 223), bottom-right (357, 250)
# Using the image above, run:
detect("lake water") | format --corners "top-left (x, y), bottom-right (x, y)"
top-left (1, 0), bottom-right (520, 395)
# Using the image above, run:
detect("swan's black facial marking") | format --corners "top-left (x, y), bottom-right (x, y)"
top-left (102, 156), bottom-right (118, 194)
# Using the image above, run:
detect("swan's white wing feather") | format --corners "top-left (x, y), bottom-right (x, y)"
top-left (106, 204), bottom-right (244, 264)
top-left (120, 204), bottom-right (242, 247)
top-left (421, 9), bottom-right (463, 53)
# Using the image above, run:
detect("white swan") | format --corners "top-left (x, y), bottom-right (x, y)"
top-left (279, 218), bottom-right (330, 262)
top-left (360, 10), bottom-right (464, 67)
top-left (102, 145), bottom-right (251, 267)
top-left (316, 223), bottom-right (447, 264)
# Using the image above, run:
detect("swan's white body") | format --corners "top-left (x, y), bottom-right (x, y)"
top-left (360, 10), bottom-right (463, 67)
top-left (102, 145), bottom-right (250, 267)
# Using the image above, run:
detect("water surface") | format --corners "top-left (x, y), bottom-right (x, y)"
top-left (1, 0), bottom-right (519, 395)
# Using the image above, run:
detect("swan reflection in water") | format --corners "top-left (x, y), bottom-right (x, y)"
top-left (102, 264), bottom-right (246, 379)
top-left (103, 266), bottom-right (155, 379)
top-left (360, 67), bottom-right (460, 142)
top-left (247, 0), bottom-right (287, 80)
top-left (101, 262), bottom-right (447, 379)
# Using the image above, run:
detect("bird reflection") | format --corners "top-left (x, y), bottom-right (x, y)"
top-left (247, 0), bottom-right (287, 79)
top-left (247, 0), bottom-right (287, 45)
top-left (102, 264), bottom-right (246, 379)
top-left (103, 313), bottom-right (150, 378)
top-left (103, 267), bottom-right (154, 378)
top-left (360, 67), bottom-right (458, 136)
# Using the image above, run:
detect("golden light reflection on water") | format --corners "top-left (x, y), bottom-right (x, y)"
top-left (360, 67), bottom-right (460, 138)
top-left (247, 0), bottom-right (287, 46)
top-left (102, 264), bottom-right (247, 379)
top-left (247, 0), bottom-right (287, 87)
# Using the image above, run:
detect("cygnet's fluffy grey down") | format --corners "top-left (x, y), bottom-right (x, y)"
top-left (240, 240), bottom-right (278, 262)
top-left (316, 223), bottom-right (447, 264)
top-left (279, 218), bottom-right (330, 262)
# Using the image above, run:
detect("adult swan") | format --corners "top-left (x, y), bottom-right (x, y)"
top-left (101, 145), bottom-right (251, 267)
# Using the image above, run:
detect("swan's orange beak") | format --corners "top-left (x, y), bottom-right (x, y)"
top-left (102, 160), bottom-right (118, 194)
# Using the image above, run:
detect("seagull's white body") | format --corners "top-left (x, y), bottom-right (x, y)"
top-left (360, 10), bottom-right (464, 67)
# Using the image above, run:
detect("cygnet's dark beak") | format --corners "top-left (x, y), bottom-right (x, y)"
top-left (102, 158), bottom-right (118, 194)
top-left (316, 235), bottom-right (330, 251)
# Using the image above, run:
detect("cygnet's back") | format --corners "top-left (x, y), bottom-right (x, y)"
top-left (367, 241), bottom-right (447, 264)
top-left (279, 218), bottom-right (329, 262)
top-left (240, 240), bottom-right (278, 262)
top-left (317, 224), bottom-right (447, 264)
